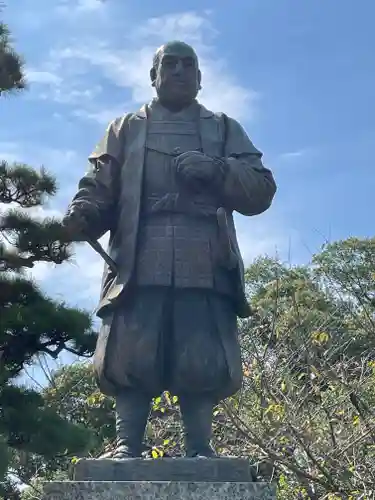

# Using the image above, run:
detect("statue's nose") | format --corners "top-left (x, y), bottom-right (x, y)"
top-left (172, 60), bottom-right (184, 74)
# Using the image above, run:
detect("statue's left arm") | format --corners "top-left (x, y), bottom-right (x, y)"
top-left (218, 117), bottom-right (276, 215)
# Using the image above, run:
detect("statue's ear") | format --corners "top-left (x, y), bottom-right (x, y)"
top-left (150, 68), bottom-right (156, 87)
top-left (198, 69), bottom-right (202, 91)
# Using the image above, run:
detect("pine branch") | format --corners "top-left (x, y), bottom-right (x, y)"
top-left (0, 21), bottom-right (26, 94)
top-left (0, 275), bottom-right (96, 382)
top-left (0, 209), bottom-right (73, 271)
top-left (0, 385), bottom-right (92, 457)
top-left (0, 161), bottom-right (56, 206)
top-left (0, 22), bottom-right (10, 40)
top-left (0, 242), bottom-right (35, 270)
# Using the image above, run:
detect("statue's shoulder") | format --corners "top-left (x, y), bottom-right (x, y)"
top-left (108, 112), bottom-right (134, 129)
top-left (198, 103), bottom-right (226, 121)
top-left (111, 105), bottom-right (151, 125)
top-left (104, 110), bottom-right (144, 139)
top-left (198, 104), bottom-right (244, 129)
top-left (198, 105), bottom-right (236, 137)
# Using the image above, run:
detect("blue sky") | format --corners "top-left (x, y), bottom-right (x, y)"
top-left (1, 0), bottom-right (374, 326)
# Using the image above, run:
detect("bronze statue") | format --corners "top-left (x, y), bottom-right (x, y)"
top-left (63, 41), bottom-right (276, 459)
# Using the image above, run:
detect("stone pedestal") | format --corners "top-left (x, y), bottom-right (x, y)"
top-left (73, 457), bottom-right (257, 482)
top-left (42, 458), bottom-right (276, 499)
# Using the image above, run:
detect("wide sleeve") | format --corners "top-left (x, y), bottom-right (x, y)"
top-left (219, 116), bottom-right (277, 216)
top-left (67, 115), bottom-right (128, 240)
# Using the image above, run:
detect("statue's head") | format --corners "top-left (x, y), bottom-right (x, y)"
top-left (150, 41), bottom-right (201, 109)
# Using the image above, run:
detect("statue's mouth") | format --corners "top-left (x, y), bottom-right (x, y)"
top-left (171, 79), bottom-right (187, 86)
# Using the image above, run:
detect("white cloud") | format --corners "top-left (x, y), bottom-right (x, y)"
top-left (199, 62), bottom-right (258, 122)
top-left (135, 11), bottom-right (218, 46)
top-left (46, 85), bottom-right (103, 106)
top-left (75, 0), bottom-right (105, 11)
top-left (55, 45), bottom-right (155, 105)
top-left (56, 0), bottom-right (105, 15)
top-left (2, 10), bottom-right (290, 318)
top-left (277, 148), bottom-right (315, 163)
top-left (280, 150), bottom-right (306, 159)
top-left (26, 64), bottom-right (103, 105)
top-left (26, 70), bottom-right (62, 85)
top-left (30, 11), bottom-right (259, 122)
top-left (72, 107), bottom-right (128, 125)
top-left (0, 139), bottom-right (80, 174)
top-left (0, 141), bottom-right (78, 164)
top-left (128, 12), bottom-right (259, 119)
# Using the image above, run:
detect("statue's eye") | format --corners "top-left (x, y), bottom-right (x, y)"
top-left (163, 58), bottom-right (177, 68)
top-left (183, 58), bottom-right (194, 68)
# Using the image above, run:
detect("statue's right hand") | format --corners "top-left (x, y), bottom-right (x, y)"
top-left (62, 202), bottom-right (94, 240)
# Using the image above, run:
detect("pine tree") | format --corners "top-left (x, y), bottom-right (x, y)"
top-left (0, 13), bottom-right (25, 95)
top-left (0, 11), bottom-right (96, 495)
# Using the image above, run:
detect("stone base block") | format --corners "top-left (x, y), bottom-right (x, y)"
top-left (43, 481), bottom-right (276, 499)
top-left (73, 457), bottom-right (257, 482)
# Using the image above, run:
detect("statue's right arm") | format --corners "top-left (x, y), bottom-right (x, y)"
top-left (67, 156), bottom-right (119, 240)
top-left (66, 116), bottom-right (127, 240)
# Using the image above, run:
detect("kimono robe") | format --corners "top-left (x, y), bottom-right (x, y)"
top-left (68, 99), bottom-right (276, 398)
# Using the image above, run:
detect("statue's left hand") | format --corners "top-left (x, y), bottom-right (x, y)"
top-left (174, 151), bottom-right (217, 186)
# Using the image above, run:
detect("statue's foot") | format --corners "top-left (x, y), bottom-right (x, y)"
top-left (99, 445), bottom-right (140, 460)
top-left (191, 453), bottom-right (217, 459)
top-left (111, 445), bottom-right (139, 460)
top-left (186, 446), bottom-right (217, 459)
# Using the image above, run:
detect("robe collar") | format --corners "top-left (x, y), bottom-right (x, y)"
top-left (134, 98), bottom-right (214, 119)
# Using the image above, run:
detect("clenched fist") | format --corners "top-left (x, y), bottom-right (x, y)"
top-left (174, 151), bottom-right (222, 190)
top-left (62, 200), bottom-right (98, 241)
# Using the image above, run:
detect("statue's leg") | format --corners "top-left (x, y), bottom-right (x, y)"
top-left (179, 393), bottom-right (216, 458)
top-left (170, 290), bottom-right (242, 457)
top-left (98, 287), bottom-right (169, 459)
top-left (112, 388), bottom-right (152, 459)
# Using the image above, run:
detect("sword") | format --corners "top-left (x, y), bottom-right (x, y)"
top-left (216, 207), bottom-right (237, 270)
top-left (84, 234), bottom-right (118, 274)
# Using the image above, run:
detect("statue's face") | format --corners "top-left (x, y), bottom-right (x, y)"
top-left (151, 42), bottom-right (201, 108)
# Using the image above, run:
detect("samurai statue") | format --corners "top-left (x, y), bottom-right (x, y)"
top-left (63, 40), bottom-right (277, 459)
